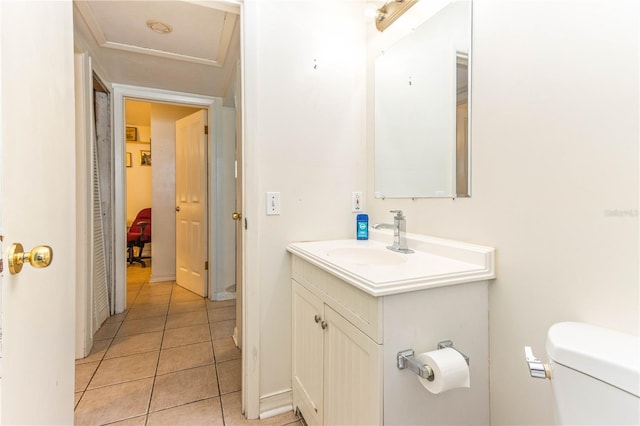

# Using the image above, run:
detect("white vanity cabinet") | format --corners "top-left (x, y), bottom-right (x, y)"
top-left (288, 232), bottom-right (495, 425)
top-left (292, 257), bottom-right (383, 426)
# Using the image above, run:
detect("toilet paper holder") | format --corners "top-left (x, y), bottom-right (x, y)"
top-left (397, 340), bottom-right (469, 381)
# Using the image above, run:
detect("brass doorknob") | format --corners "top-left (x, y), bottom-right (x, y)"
top-left (8, 243), bottom-right (53, 275)
top-left (232, 212), bottom-right (242, 221)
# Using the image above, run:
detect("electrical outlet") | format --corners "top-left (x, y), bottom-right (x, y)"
top-left (266, 192), bottom-right (281, 215)
top-left (352, 191), bottom-right (363, 212)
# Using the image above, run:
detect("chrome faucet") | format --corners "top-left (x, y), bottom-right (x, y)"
top-left (373, 210), bottom-right (414, 254)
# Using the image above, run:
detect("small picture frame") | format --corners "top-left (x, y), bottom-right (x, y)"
top-left (126, 126), bottom-right (138, 142)
top-left (126, 152), bottom-right (132, 167)
top-left (140, 150), bottom-right (151, 166)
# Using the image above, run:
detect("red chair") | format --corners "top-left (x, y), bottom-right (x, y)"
top-left (127, 208), bottom-right (151, 267)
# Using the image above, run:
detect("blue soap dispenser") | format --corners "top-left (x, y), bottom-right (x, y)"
top-left (356, 213), bottom-right (369, 240)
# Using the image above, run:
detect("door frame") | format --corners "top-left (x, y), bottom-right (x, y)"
top-left (112, 84), bottom-right (217, 313)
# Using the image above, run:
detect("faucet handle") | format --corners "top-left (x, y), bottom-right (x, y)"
top-left (390, 209), bottom-right (405, 219)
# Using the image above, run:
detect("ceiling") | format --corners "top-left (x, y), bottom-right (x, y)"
top-left (74, 0), bottom-right (240, 100)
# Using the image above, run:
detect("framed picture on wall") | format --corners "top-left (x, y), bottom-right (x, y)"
top-left (126, 126), bottom-right (138, 141)
top-left (140, 150), bottom-right (151, 166)
top-left (126, 152), bottom-right (132, 167)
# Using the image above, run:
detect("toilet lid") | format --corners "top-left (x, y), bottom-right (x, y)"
top-left (546, 322), bottom-right (640, 397)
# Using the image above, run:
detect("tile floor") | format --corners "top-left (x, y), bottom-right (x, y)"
top-left (75, 263), bottom-right (301, 426)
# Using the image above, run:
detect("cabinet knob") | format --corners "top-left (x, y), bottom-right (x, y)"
top-left (314, 314), bottom-right (321, 323)
top-left (321, 321), bottom-right (328, 330)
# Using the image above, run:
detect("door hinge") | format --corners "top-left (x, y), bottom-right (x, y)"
top-left (205, 261), bottom-right (209, 270)
top-left (204, 125), bottom-right (209, 135)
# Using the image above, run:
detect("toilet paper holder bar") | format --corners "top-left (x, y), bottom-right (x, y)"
top-left (397, 340), bottom-right (469, 381)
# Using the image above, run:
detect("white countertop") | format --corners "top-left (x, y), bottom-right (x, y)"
top-left (287, 230), bottom-right (496, 297)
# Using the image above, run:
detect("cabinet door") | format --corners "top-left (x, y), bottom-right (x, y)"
top-left (292, 281), bottom-right (325, 425)
top-left (323, 306), bottom-right (383, 426)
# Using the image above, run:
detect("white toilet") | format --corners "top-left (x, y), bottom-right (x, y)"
top-left (546, 321), bottom-right (640, 425)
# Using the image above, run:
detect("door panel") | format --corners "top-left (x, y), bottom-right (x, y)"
top-left (175, 110), bottom-right (207, 297)
top-left (324, 306), bottom-right (383, 426)
top-left (292, 282), bottom-right (324, 426)
top-left (0, 2), bottom-right (76, 423)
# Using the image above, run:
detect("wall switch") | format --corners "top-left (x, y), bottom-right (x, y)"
top-left (266, 192), bottom-right (281, 215)
top-left (352, 191), bottom-right (364, 212)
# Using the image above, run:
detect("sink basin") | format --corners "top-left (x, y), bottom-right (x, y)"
top-left (288, 231), bottom-right (496, 296)
top-left (327, 247), bottom-right (407, 266)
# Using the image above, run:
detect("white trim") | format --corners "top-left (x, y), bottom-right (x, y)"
top-left (149, 274), bottom-right (176, 284)
top-left (212, 290), bottom-right (236, 301)
top-left (112, 84), bottom-right (218, 313)
top-left (183, 0), bottom-right (241, 14)
top-left (98, 41), bottom-right (226, 68)
top-left (259, 389), bottom-right (293, 420)
top-left (240, 0), bottom-right (260, 419)
top-left (74, 52), bottom-right (95, 359)
top-left (73, 9), bottom-right (113, 87)
top-left (74, 1), bottom-right (107, 46)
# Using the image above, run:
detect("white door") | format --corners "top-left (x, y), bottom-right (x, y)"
top-left (0, 2), bottom-right (76, 423)
top-left (175, 110), bottom-right (208, 297)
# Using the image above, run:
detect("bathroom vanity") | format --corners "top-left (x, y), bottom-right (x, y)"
top-left (287, 230), bottom-right (495, 425)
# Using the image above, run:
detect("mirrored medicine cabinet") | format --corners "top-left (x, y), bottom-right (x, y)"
top-left (374, 0), bottom-right (471, 199)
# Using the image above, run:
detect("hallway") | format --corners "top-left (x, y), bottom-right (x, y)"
top-left (74, 264), bottom-right (300, 425)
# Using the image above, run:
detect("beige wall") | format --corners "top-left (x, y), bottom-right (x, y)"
top-left (125, 137), bottom-right (152, 225)
top-left (243, 0), bottom-right (368, 412)
top-left (367, 1), bottom-right (639, 425)
top-left (126, 100), bottom-right (153, 224)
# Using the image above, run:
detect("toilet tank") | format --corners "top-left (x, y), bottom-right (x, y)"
top-left (546, 322), bottom-right (640, 425)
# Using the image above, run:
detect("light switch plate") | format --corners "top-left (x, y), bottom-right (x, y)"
top-left (266, 192), bottom-right (281, 215)
top-left (352, 191), bottom-right (363, 212)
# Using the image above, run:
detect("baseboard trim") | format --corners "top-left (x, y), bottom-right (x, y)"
top-left (212, 291), bottom-right (236, 301)
top-left (149, 274), bottom-right (175, 283)
top-left (259, 389), bottom-right (293, 420)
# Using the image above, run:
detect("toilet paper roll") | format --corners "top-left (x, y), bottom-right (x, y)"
top-left (416, 347), bottom-right (470, 394)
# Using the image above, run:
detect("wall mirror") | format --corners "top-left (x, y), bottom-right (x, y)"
top-left (374, 0), bottom-right (471, 198)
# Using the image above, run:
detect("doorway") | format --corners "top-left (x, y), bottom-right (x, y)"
top-left (113, 84), bottom-right (235, 313)
top-left (111, 87), bottom-right (242, 401)
top-left (124, 99), bottom-right (207, 293)
top-left (72, 1), bottom-right (245, 412)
